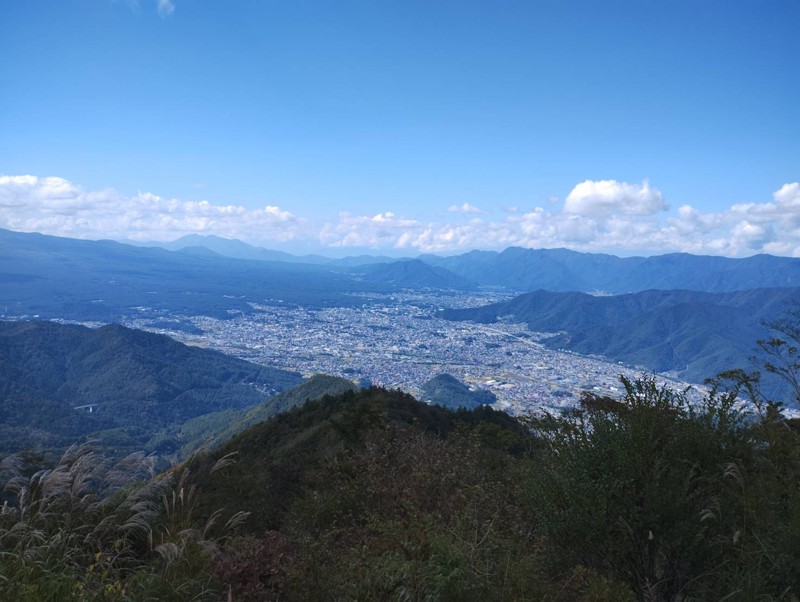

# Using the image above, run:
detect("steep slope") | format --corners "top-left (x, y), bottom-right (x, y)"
top-left (0, 320), bottom-right (302, 456)
top-left (545, 302), bottom-right (766, 383)
top-left (176, 374), bottom-right (358, 457)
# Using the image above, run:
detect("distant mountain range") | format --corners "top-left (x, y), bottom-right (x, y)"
top-left (135, 233), bottom-right (399, 266)
top-left (0, 228), bottom-right (401, 320)
top-left (4, 229), bottom-right (800, 323)
top-left (138, 233), bottom-right (800, 293)
top-left (443, 287), bottom-right (800, 400)
top-left (422, 246), bottom-right (800, 293)
top-left (0, 320), bottom-right (302, 457)
top-left (361, 259), bottom-right (473, 290)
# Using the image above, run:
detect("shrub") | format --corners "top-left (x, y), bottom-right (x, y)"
top-left (527, 374), bottom-right (800, 600)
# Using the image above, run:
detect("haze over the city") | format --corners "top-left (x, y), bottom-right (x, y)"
top-left (2, 1), bottom-right (798, 257)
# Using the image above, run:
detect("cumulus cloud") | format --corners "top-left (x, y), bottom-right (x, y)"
top-left (730, 182), bottom-right (800, 228)
top-left (447, 202), bottom-right (483, 214)
top-left (317, 181), bottom-right (800, 256)
top-left (0, 175), bottom-right (303, 244)
top-left (564, 179), bottom-right (667, 216)
top-left (4, 174), bottom-right (800, 257)
top-left (318, 212), bottom-right (422, 249)
top-left (317, 209), bottom-right (524, 253)
top-left (655, 182), bottom-right (800, 256)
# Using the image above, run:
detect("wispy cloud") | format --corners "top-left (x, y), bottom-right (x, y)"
top-left (156, 0), bottom-right (174, 17)
top-left (2, 175), bottom-right (800, 257)
top-left (119, 0), bottom-right (174, 17)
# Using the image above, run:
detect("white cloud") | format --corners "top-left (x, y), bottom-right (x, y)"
top-left (318, 212), bottom-right (422, 248)
top-left (657, 182), bottom-right (800, 257)
top-left (4, 175), bottom-right (800, 257)
top-left (157, 0), bottom-right (175, 17)
top-left (0, 175), bottom-right (303, 244)
top-left (564, 179), bottom-right (667, 216)
top-left (773, 182), bottom-right (800, 206)
top-left (318, 210), bottom-right (520, 253)
top-left (730, 220), bottom-right (771, 250)
top-left (447, 202), bottom-right (483, 214)
top-left (317, 181), bottom-right (800, 256)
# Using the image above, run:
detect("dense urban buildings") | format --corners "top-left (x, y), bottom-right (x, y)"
top-left (127, 290), bottom-right (699, 415)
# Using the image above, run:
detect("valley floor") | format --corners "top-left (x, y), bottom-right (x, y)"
top-left (123, 290), bottom-right (702, 415)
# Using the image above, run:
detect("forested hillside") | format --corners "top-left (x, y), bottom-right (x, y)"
top-left (175, 374), bottom-right (358, 459)
top-left (423, 246), bottom-right (800, 292)
top-left (0, 320), bottom-right (302, 457)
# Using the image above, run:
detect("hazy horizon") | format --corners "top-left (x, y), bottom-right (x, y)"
top-left (6, 225), bottom-right (800, 261)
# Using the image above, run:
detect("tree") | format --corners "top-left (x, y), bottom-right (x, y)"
top-left (527, 373), bottom-right (800, 599)
top-left (758, 306), bottom-right (800, 407)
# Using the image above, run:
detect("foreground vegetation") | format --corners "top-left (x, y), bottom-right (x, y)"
top-left (2, 369), bottom-right (800, 599)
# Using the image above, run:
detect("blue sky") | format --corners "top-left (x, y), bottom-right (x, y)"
top-left (1, 0), bottom-right (798, 256)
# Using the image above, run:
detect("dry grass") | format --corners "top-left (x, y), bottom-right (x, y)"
top-left (0, 443), bottom-right (247, 600)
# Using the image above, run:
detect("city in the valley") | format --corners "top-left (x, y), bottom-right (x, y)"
top-left (122, 290), bottom-right (700, 416)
